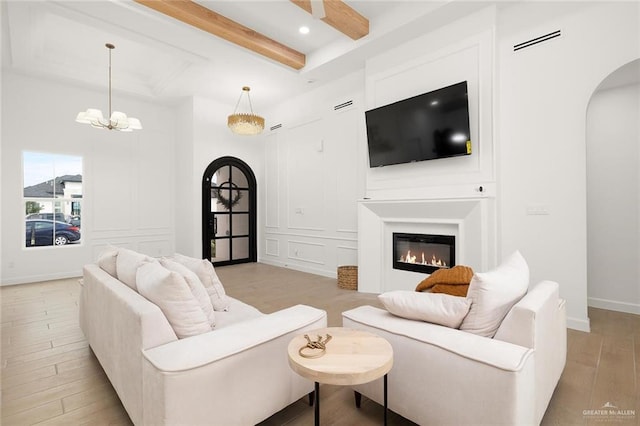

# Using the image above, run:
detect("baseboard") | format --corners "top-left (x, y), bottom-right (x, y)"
top-left (567, 316), bottom-right (591, 332)
top-left (258, 258), bottom-right (337, 279)
top-left (1, 270), bottom-right (82, 286)
top-left (588, 297), bottom-right (640, 315)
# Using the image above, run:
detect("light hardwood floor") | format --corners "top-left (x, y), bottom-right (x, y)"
top-left (1, 263), bottom-right (638, 425)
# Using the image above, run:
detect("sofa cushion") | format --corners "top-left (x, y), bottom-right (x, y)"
top-left (460, 250), bottom-right (529, 338)
top-left (136, 262), bottom-right (212, 338)
top-left (116, 248), bottom-right (155, 291)
top-left (97, 245), bottom-right (119, 278)
top-left (213, 296), bottom-right (264, 329)
top-left (378, 291), bottom-right (471, 328)
top-left (173, 254), bottom-right (230, 311)
top-left (160, 259), bottom-right (216, 328)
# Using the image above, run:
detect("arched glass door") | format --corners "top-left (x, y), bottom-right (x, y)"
top-left (202, 157), bottom-right (257, 266)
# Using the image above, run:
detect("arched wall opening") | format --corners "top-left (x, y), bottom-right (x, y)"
top-left (586, 58), bottom-right (640, 314)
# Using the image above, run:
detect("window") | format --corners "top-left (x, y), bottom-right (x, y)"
top-left (23, 152), bottom-right (83, 247)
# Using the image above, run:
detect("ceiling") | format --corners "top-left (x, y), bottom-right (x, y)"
top-left (2, 1), bottom-right (498, 109)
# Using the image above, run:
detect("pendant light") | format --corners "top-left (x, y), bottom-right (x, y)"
top-left (227, 86), bottom-right (265, 135)
top-left (76, 43), bottom-right (142, 132)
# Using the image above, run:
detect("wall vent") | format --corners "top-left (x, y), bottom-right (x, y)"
top-left (270, 123), bottom-right (282, 131)
top-left (334, 100), bottom-right (353, 110)
top-left (514, 30), bottom-right (561, 52)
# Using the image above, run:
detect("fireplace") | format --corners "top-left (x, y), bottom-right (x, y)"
top-left (393, 233), bottom-right (455, 274)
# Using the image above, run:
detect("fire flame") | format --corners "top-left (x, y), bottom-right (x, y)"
top-left (400, 250), bottom-right (447, 268)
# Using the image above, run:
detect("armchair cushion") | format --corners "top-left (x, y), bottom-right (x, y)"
top-left (378, 291), bottom-right (471, 328)
top-left (460, 250), bottom-right (529, 337)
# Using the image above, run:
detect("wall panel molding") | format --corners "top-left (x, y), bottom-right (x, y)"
top-left (265, 238), bottom-right (280, 256)
top-left (287, 240), bottom-right (326, 265)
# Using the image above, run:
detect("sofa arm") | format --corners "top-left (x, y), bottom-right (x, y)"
top-left (494, 280), bottom-right (567, 424)
top-left (494, 280), bottom-right (562, 349)
top-left (343, 305), bottom-right (532, 371)
top-left (143, 304), bottom-right (327, 371)
top-left (142, 304), bottom-right (327, 426)
top-left (81, 263), bottom-right (178, 425)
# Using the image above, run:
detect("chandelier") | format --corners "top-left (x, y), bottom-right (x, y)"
top-left (76, 43), bottom-right (142, 132)
top-left (227, 86), bottom-right (265, 135)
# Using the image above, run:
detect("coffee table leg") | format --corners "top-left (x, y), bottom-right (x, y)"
top-left (314, 381), bottom-right (320, 426)
top-left (384, 374), bottom-right (388, 426)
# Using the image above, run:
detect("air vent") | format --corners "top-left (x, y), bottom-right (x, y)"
top-left (270, 124), bottom-right (282, 131)
top-left (334, 100), bottom-right (353, 110)
top-left (514, 30), bottom-right (561, 52)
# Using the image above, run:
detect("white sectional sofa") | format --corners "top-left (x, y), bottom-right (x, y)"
top-left (342, 279), bottom-right (566, 426)
top-left (79, 251), bottom-right (327, 426)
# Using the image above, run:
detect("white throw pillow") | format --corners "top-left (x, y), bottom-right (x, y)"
top-left (136, 262), bottom-right (212, 338)
top-left (173, 253), bottom-right (230, 311)
top-left (97, 245), bottom-right (119, 277)
top-left (460, 250), bottom-right (530, 337)
top-left (116, 248), bottom-right (155, 291)
top-left (378, 291), bottom-right (472, 329)
top-left (160, 258), bottom-right (216, 328)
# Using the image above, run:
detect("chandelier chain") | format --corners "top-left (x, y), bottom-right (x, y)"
top-left (232, 87), bottom-right (254, 114)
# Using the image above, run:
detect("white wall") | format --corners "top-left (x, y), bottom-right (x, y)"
top-left (259, 71), bottom-right (365, 277)
top-left (1, 72), bottom-right (176, 285)
top-left (351, 2), bottom-right (639, 330)
top-left (174, 95), bottom-right (264, 259)
top-left (356, 8), bottom-right (498, 294)
top-left (586, 82), bottom-right (640, 314)
top-left (364, 7), bottom-right (497, 200)
top-left (497, 2), bottom-right (639, 330)
top-left (4, 2), bottom-right (638, 331)
top-left (174, 98), bottom-right (196, 257)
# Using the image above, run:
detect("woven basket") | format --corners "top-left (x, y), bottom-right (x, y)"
top-left (337, 265), bottom-right (358, 290)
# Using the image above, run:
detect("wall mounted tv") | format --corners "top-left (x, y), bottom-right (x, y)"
top-left (365, 81), bottom-right (471, 168)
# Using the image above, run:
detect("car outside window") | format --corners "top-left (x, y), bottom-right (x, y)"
top-left (23, 152), bottom-right (83, 248)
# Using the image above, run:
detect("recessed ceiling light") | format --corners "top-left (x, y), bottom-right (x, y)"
top-left (299, 26), bottom-right (310, 35)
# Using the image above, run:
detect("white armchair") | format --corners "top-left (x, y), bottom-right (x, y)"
top-left (342, 280), bottom-right (566, 425)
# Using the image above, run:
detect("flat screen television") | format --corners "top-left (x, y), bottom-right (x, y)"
top-left (365, 81), bottom-right (471, 168)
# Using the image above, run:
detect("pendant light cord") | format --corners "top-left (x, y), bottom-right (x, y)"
top-left (232, 87), bottom-right (254, 114)
top-left (106, 43), bottom-right (114, 120)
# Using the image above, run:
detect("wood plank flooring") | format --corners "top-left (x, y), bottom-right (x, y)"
top-left (1, 263), bottom-right (638, 425)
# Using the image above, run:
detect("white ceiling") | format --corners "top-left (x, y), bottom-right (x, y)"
top-left (2, 1), bottom-right (497, 109)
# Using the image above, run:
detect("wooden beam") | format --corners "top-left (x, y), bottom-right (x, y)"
top-left (135, 0), bottom-right (306, 70)
top-left (291, 0), bottom-right (369, 40)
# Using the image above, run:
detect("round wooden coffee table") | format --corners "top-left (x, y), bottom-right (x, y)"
top-left (287, 327), bottom-right (393, 425)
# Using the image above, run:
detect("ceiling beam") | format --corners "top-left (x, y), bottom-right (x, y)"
top-left (291, 0), bottom-right (369, 40)
top-left (134, 0), bottom-right (306, 70)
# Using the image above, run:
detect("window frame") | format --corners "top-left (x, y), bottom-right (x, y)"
top-left (22, 151), bottom-right (84, 249)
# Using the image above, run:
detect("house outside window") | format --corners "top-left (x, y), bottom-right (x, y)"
top-left (23, 152), bottom-right (83, 247)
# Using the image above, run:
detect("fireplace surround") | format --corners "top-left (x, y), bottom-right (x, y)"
top-left (358, 197), bottom-right (496, 293)
top-left (393, 233), bottom-right (455, 274)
